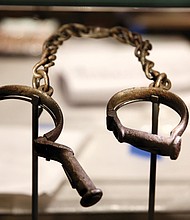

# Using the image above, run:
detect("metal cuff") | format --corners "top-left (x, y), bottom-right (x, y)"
top-left (106, 87), bottom-right (189, 160)
top-left (0, 85), bottom-right (102, 206)
top-left (0, 85), bottom-right (63, 142)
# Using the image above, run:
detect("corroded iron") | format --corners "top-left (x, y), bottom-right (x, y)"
top-left (107, 87), bottom-right (189, 160)
top-left (35, 137), bottom-right (102, 207)
top-left (0, 85), bottom-right (102, 207)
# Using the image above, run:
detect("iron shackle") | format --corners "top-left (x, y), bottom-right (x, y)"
top-left (107, 87), bottom-right (189, 160)
top-left (0, 85), bottom-right (102, 207)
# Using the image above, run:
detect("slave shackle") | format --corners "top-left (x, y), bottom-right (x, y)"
top-left (107, 87), bottom-right (189, 160)
top-left (0, 85), bottom-right (102, 207)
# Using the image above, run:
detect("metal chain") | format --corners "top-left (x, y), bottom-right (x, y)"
top-left (32, 23), bottom-right (171, 95)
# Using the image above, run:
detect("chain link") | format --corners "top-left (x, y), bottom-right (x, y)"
top-left (32, 23), bottom-right (171, 95)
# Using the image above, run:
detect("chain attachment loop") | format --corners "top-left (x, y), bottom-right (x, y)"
top-left (149, 72), bottom-right (172, 89)
top-left (32, 23), bottom-right (172, 96)
top-left (32, 69), bottom-right (49, 92)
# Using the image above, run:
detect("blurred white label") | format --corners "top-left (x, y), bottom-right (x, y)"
top-left (52, 36), bottom-right (190, 105)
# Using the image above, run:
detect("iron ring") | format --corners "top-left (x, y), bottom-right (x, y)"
top-left (106, 87), bottom-right (189, 160)
top-left (0, 85), bottom-right (63, 142)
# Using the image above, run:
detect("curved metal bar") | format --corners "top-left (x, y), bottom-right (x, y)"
top-left (0, 85), bottom-right (63, 142)
top-left (107, 87), bottom-right (189, 160)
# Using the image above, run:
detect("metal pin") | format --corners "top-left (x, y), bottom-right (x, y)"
top-left (148, 95), bottom-right (159, 220)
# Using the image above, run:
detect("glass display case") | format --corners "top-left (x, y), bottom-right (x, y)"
top-left (0, 2), bottom-right (190, 220)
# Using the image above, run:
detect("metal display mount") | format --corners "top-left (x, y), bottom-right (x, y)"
top-left (149, 96), bottom-right (159, 220)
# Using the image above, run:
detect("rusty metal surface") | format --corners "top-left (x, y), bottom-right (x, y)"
top-left (35, 137), bottom-right (103, 207)
top-left (0, 85), bottom-right (63, 141)
top-left (0, 84), bottom-right (102, 207)
top-left (107, 87), bottom-right (189, 160)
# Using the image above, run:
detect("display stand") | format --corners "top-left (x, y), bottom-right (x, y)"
top-left (148, 95), bottom-right (159, 220)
